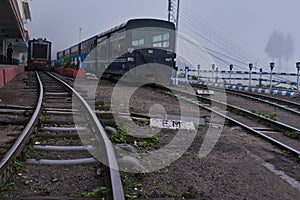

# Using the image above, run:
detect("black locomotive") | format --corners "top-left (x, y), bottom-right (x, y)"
top-left (56, 18), bottom-right (176, 80)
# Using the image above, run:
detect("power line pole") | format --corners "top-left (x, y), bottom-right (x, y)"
top-left (168, 0), bottom-right (180, 30)
top-left (176, 0), bottom-right (180, 31)
top-left (79, 27), bottom-right (83, 43)
top-left (168, 0), bottom-right (173, 22)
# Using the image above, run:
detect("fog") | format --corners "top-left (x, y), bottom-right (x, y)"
top-left (28, 0), bottom-right (300, 72)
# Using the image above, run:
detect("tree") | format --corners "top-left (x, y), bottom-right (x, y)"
top-left (265, 30), bottom-right (280, 61)
top-left (265, 31), bottom-right (295, 71)
top-left (283, 33), bottom-right (294, 67)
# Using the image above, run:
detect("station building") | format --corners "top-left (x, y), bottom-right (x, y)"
top-left (0, 0), bottom-right (31, 65)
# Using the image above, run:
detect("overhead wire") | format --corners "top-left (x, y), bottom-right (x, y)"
top-left (180, 6), bottom-right (255, 63)
top-left (180, 16), bottom-right (247, 67)
top-left (177, 4), bottom-right (294, 85)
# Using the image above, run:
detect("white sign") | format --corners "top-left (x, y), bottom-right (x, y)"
top-left (150, 118), bottom-right (195, 130)
top-left (196, 90), bottom-right (215, 95)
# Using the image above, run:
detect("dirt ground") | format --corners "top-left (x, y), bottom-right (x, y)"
top-left (1, 72), bottom-right (300, 199)
top-left (76, 78), bottom-right (300, 199)
top-left (0, 72), bottom-right (37, 160)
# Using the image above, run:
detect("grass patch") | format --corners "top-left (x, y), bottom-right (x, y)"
top-left (182, 186), bottom-right (198, 199)
top-left (39, 114), bottom-right (47, 126)
top-left (71, 186), bottom-right (107, 198)
top-left (110, 128), bottom-right (159, 149)
top-left (138, 135), bottom-right (159, 148)
top-left (80, 186), bottom-right (107, 197)
top-left (147, 135), bottom-right (159, 145)
top-left (26, 145), bottom-right (40, 159)
top-left (251, 110), bottom-right (277, 121)
top-left (111, 128), bottom-right (128, 144)
top-left (13, 160), bottom-right (24, 172)
top-left (120, 172), bottom-right (146, 199)
top-left (0, 182), bottom-right (16, 198)
top-left (284, 131), bottom-right (300, 140)
top-left (231, 108), bottom-right (247, 117)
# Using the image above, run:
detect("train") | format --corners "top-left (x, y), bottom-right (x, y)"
top-left (55, 18), bottom-right (176, 80)
top-left (27, 38), bottom-right (52, 71)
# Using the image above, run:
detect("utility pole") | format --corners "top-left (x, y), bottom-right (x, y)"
top-left (79, 27), bottom-right (83, 43)
top-left (168, 0), bottom-right (180, 86)
top-left (168, 0), bottom-right (180, 30)
top-left (176, 0), bottom-right (180, 30)
top-left (168, 0), bottom-right (173, 22)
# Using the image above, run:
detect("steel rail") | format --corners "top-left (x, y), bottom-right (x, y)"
top-left (223, 88), bottom-right (300, 116)
top-left (196, 84), bottom-right (300, 116)
top-left (195, 83), bottom-right (300, 111)
top-left (169, 90), bottom-right (300, 156)
top-left (0, 71), bottom-right (43, 182)
top-left (46, 72), bottom-right (125, 200)
top-left (226, 87), bottom-right (300, 109)
top-left (196, 94), bottom-right (300, 134)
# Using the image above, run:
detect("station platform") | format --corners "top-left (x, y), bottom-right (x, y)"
top-left (0, 0), bottom-right (31, 66)
top-left (0, 65), bottom-right (24, 88)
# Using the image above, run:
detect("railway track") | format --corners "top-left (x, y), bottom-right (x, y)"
top-left (0, 71), bottom-right (124, 199)
top-left (193, 83), bottom-right (300, 115)
top-left (166, 87), bottom-right (300, 156)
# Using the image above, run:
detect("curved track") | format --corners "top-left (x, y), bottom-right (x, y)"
top-left (197, 84), bottom-right (300, 115)
top-left (168, 88), bottom-right (300, 156)
top-left (0, 72), bottom-right (43, 183)
top-left (0, 71), bottom-right (124, 199)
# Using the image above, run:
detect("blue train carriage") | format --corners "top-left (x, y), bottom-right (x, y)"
top-left (55, 18), bottom-right (176, 81)
top-left (80, 36), bottom-right (97, 71)
top-left (70, 44), bottom-right (80, 69)
top-left (56, 50), bottom-right (64, 61)
top-left (52, 50), bottom-right (64, 68)
top-left (27, 38), bottom-right (52, 71)
top-left (94, 18), bottom-right (176, 81)
top-left (55, 36), bottom-right (97, 70)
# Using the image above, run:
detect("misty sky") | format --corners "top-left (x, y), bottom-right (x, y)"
top-left (27, 0), bottom-right (300, 72)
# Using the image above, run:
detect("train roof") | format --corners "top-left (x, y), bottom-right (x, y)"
top-left (58, 18), bottom-right (175, 55)
top-left (29, 38), bottom-right (51, 43)
top-left (97, 18), bottom-right (175, 38)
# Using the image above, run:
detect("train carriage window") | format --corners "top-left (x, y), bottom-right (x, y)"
top-left (152, 33), bottom-right (170, 48)
top-left (132, 39), bottom-right (144, 46)
top-left (163, 33), bottom-right (169, 40)
top-left (132, 40), bottom-right (138, 46)
top-left (98, 38), bottom-right (108, 59)
top-left (153, 35), bottom-right (162, 43)
top-left (81, 37), bottom-right (96, 55)
top-left (153, 42), bottom-right (162, 47)
top-left (110, 29), bottom-right (125, 57)
top-left (132, 29), bottom-right (170, 48)
top-left (163, 41), bottom-right (169, 47)
top-left (32, 43), bottom-right (48, 59)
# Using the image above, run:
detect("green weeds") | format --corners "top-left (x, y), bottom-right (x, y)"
top-left (120, 172), bottom-right (146, 199)
top-left (182, 186), bottom-right (198, 199)
top-left (13, 160), bottom-right (24, 172)
top-left (251, 110), bottom-right (277, 121)
top-left (71, 186), bottom-right (107, 198)
top-left (284, 131), bottom-right (300, 140)
top-left (26, 145), bottom-right (40, 159)
top-left (111, 128), bottom-right (128, 144)
top-left (0, 182), bottom-right (16, 198)
top-left (39, 114), bottom-right (47, 126)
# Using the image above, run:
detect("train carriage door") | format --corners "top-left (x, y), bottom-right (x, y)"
top-left (97, 36), bottom-right (109, 72)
